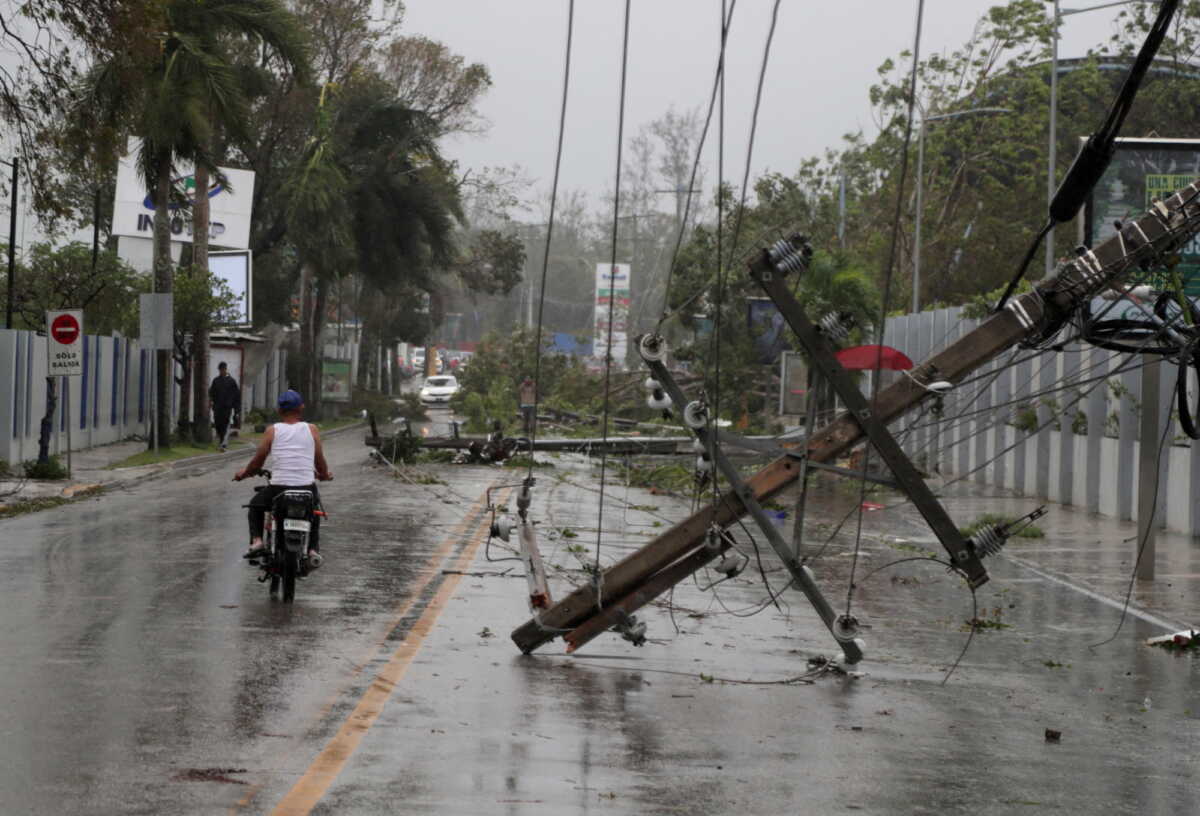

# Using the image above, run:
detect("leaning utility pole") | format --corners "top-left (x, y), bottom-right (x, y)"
top-left (512, 180), bottom-right (1200, 657)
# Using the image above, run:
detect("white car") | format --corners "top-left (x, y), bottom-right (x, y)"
top-left (419, 375), bottom-right (460, 404)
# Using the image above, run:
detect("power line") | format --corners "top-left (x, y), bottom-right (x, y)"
top-left (526, 0), bottom-right (575, 479)
top-left (725, 0), bottom-right (784, 265)
top-left (593, 0), bottom-right (633, 592)
top-left (657, 0), bottom-right (738, 330)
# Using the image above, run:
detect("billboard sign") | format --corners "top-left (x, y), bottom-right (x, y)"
top-left (321, 359), bottom-right (352, 403)
top-left (1085, 138), bottom-right (1200, 295)
top-left (209, 250), bottom-right (253, 326)
top-left (594, 263), bottom-right (631, 368)
top-left (46, 310), bottom-right (84, 376)
top-left (113, 140), bottom-right (256, 249)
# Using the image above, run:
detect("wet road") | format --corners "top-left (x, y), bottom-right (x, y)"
top-left (2, 428), bottom-right (1199, 814)
top-left (0, 427), bottom-right (500, 815)
top-left (285, 462), bottom-right (1200, 816)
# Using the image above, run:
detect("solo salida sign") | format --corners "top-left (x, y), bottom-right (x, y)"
top-left (46, 310), bottom-right (84, 377)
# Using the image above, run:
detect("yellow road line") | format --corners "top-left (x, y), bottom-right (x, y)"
top-left (267, 490), bottom-right (503, 816)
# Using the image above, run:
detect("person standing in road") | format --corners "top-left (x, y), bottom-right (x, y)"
top-left (209, 361), bottom-right (241, 451)
top-left (519, 376), bottom-right (537, 435)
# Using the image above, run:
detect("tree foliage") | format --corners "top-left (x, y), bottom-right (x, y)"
top-left (449, 327), bottom-right (595, 420)
top-left (2, 242), bottom-right (144, 336)
top-left (173, 265), bottom-right (241, 336)
top-left (381, 34), bottom-right (493, 136)
top-left (454, 230), bottom-right (525, 295)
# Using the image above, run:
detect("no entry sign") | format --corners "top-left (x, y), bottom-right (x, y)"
top-left (46, 309), bottom-right (84, 376)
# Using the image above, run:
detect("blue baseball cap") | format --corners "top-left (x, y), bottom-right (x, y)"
top-left (278, 390), bottom-right (304, 412)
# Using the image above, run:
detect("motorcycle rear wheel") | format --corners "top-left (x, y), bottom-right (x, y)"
top-left (281, 551), bottom-right (298, 602)
top-left (265, 523), bottom-right (281, 597)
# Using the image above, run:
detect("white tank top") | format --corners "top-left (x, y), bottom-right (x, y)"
top-left (269, 421), bottom-right (315, 485)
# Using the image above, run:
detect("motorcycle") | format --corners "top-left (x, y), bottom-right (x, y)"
top-left (246, 469), bottom-right (326, 602)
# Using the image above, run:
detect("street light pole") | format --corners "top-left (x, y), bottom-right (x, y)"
top-left (1046, 0), bottom-right (1059, 279)
top-left (4, 157), bottom-right (16, 330)
top-left (912, 108), bottom-right (1011, 312)
top-left (518, 221), bottom-right (550, 331)
top-left (838, 167), bottom-right (847, 248)
top-left (914, 119), bottom-right (928, 314)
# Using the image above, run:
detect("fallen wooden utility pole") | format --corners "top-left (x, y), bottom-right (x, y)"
top-left (512, 181), bottom-right (1200, 656)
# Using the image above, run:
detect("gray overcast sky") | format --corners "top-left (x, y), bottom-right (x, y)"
top-left (403, 0), bottom-right (1131, 215)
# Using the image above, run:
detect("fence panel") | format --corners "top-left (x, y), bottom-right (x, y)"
top-left (883, 307), bottom-right (1199, 538)
top-left (0, 329), bottom-right (223, 465)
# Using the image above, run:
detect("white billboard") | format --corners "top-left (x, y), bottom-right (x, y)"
top-left (209, 250), bottom-right (253, 326)
top-left (112, 142), bottom-right (256, 249)
top-left (594, 263), bottom-right (631, 369)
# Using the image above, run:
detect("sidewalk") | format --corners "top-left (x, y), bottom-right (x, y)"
top-left (925, 478), bottom-right (1200, 637)
top-left (0, 422), bottom-right (365, 512)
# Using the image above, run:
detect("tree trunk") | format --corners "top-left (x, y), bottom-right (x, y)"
top-left (177, 342), bottom-right (192, 438)
top-left (36, 377), bottom-right (58, 464)
top-left (308, 276), bottom-right (329, 416)
top-left (299, 260), bottom-right (315, 399)
top-left (152, 159), bottom-right (174, 449)
top-left (192, 163), bottom-right (212, 444)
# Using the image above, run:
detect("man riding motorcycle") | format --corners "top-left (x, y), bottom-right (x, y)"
top-left (234, 389), bottom-right (333, 567)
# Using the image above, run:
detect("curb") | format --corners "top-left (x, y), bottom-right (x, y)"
top-left (0, 423), bottom-right (369, 520)
top-left (91, 421), bottom-right (369, 489)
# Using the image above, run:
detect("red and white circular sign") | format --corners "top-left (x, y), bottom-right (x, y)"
top-left (50, 313), bottom-right (80, 345)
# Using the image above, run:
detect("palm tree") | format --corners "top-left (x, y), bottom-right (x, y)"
top-left (286, 77), bottom-right (463, 410)
top-left (82, 0), bottom-right (309, 448)
top-left (182, 2), bottom-right (309, 444)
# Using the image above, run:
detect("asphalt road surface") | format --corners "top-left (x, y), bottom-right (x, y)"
top-left (1, 430), bottom-right (1198, 815)
top-left (0, 430), bottom-right (500, 815)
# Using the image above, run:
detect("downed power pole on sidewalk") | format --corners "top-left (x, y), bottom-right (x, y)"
top-left (511, 180), bottom-right (1200, 659)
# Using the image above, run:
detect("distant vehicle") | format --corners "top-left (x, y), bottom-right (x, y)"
top-left (412, 350), bottom-right (443, 375)
top-left (419, 375), bottom-right (460, 404)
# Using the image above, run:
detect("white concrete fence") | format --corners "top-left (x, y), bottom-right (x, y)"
top-left (883, 307), bottom-right (1197, 537)
top-left (0, 329), bottom-right (286, 466)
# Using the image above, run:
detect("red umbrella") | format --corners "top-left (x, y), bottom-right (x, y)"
top-left (834, 344), bottom-right (914, 371)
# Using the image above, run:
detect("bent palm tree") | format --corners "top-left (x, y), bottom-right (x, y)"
top-left (286, 79), bottom-right (463, 405)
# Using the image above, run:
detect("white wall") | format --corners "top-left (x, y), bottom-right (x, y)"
top-left (884, 308), bottom-right (1197, 537)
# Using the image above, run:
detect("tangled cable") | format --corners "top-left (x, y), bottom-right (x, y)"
top-left (1078, 289), bottom-right (1200, 438)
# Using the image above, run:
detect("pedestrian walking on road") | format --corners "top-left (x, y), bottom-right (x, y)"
top-left (209, 362), bottom-right (241, 451)
top-left (519, 376), bottom-right (537, 435)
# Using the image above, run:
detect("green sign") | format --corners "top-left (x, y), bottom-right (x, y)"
top-left (1086, 139), bottom-right (1200, 296)
top-left (320, 359), bottom-right (352, 403)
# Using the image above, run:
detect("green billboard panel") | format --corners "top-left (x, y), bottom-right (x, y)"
top-left (321, 358), bottom-right (352, 403)
top-left (1085, 138), bottom-right (1200, 297)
